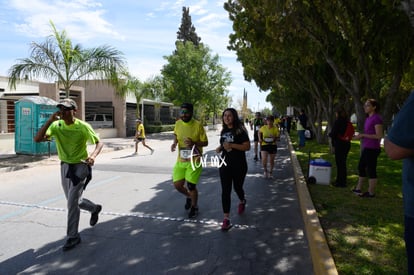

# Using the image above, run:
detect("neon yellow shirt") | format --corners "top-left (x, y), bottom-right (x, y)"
top-left (274, 118), bottom-right (281, 127)
top-left (46, 119), bottom-right (100, 164)
top-left (136, 123), bottom-right (146, 138)
top-left (259, 125), bottom-right (279, 146)
top-left (174, 118), bottom-right (208, 160)
top-left (296, 122), bottom-right (305, 130)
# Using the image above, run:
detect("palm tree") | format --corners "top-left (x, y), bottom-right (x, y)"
top-left (116, 72), bottom-right (145, 118)
top-left (117, 73), bottom-right (168, 118)
top-left (8, 21), bottom-right (127, 98)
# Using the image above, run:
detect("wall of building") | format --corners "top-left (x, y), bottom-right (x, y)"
top-left (38, 83), bottom-right (86, 121)
top-left (38, 83), bottom-right (59, 101)
top-left (78, 80), bottom-right (127, 137)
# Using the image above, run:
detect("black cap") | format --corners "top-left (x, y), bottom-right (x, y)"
top-left (180, 103), bottom-right (193, 113)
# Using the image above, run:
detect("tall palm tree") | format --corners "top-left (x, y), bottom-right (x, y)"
top-left (8, 21), bottom-right (127, 98)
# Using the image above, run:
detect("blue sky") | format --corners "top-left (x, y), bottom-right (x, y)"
top-left (0, 0), bottom-right (271, 111)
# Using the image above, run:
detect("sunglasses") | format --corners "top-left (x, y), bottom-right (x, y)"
top-left (61, 106), bottom-right (73, 111)
top-left (180, 109), bottom-right (191, 115)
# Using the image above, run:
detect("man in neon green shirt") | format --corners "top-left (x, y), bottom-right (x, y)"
top-left (170, 103), bottom-right (208, 218)
top-left (34, 98), bottom-right (104, 251)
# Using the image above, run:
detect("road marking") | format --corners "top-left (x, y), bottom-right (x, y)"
top-left (0, 175), bottom-right (122, 221)
top-left (0, 200), bottom-right (255, 229)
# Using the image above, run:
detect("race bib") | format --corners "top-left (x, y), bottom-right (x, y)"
top-left (264, 137), bottom-right (274, 143)
top-left (180, 149), bottom-right (192, 160)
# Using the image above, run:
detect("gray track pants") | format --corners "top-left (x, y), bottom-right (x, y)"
top-left (60, 162), bottom-right (99, 238)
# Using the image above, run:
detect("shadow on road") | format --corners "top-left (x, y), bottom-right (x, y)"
top-left (1, 135), bottom-right (313, 274)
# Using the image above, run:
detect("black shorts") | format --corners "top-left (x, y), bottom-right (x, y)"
top-left (261, 144), bottom-right (277, 154)
top-left (135, 137), bottom-right (144, 142)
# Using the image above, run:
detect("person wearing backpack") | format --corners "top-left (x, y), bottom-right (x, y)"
top-left (329, 107), bottom-right (354, 187)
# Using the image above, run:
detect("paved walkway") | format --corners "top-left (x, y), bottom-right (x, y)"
top-left (0, 127), bottom-right (337, 274)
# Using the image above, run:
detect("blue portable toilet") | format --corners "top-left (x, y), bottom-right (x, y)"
top-left (15, 96), bottom-right (59, 155)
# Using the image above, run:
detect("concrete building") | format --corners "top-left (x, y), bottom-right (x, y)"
top-left (0, 76), bottom-right (177, 140)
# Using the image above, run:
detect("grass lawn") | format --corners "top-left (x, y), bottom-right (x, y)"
top-left (289, 131), bottom-right (408, 275)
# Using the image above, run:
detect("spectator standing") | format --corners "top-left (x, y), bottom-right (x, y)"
top-left (286, 116), bottom-right (292, 134)
top-left (250, 112), bottom-right (264, 161)
top-left (274, 116), bottom-right (281, 133)
top-left (259, 115), bottom-right (280, 178)
top-left (170, 103), bottom-right (208, 218)
top-left (297, 109), bottom-right (307, 148)
top-left (352, 99), bottom-right (383, 198)
top-left (216, 108), bottom-right (250, 230)
top-left (280, 116), bottom-right (286, 134)
top-left (134, 118), bottom-right (154, 155)
top-left (384, 92), bottom-right (414, 275)
top-left (329, 107), bottom-right (352, 187)
top-left (34, 98), bottom-right (103, 251)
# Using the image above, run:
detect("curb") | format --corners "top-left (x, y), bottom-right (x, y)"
top-left (0, 165), bottom-right (30, 173)
top-left (286, 134), bottom-right (338, 275)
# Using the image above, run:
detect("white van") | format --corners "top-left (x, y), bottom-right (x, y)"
top-left (86, 114), bottom-right (113, 128)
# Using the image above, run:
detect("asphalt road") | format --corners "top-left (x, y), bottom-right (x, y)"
top-left (0, 128), bottom-right (313, 274)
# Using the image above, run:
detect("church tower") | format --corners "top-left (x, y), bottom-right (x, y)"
top-left (242, 89), bottom-right (248, 121)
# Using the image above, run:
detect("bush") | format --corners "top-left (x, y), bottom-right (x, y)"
top-left (146, 124), bottom-right (175, 133)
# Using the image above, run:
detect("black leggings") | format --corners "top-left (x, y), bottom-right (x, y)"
top-left (358, 148), bottom-right (381, 179)
top-left (405, 215), bottom-right (414, 275)
top-left (219, 163), bottom-right (247, 213)
top-left (334, 140), bottom-right (351, 185)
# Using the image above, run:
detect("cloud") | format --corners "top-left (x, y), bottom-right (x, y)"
top-left (188, 0), bottom-right (209, 16)
top-left (1, 0), bottom-right (272, 110)
top-left (8, 0), bottom-right (123, 41)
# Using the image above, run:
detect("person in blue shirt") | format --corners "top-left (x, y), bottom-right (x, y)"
top-left (297, 109), bottom-right (307, 148)
top-left (384, 92), bottom-right (414, 275)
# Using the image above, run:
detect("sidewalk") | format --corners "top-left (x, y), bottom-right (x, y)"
top-left (0, 128), bottom-right (337, 274)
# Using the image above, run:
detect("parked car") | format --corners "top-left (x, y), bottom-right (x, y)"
top-left (85, 114), bottom-right (113, 128)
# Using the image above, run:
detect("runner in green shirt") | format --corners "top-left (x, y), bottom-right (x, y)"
top-left (34, 98), bottom-right (104, 251)
top-left (170, 103), bottom-right (208, 219)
